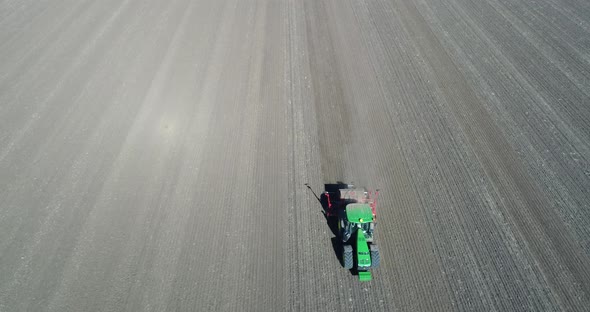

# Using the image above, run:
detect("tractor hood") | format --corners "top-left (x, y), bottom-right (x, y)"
top-left (356, 229), bottom-right (371, 269)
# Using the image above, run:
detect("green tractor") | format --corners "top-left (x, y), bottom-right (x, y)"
top-left (324, 185), bottom-right (380, 281)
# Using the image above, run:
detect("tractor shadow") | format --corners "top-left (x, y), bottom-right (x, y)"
top-left (306, 182), bottom-right (359, 277)
top-left (305, 182), bottom-right (350, 236)
top-left (329, 237), bottom-right (360, 277)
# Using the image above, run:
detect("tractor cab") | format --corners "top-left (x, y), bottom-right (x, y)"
top-left (339, 203), bottom-right (375, 242)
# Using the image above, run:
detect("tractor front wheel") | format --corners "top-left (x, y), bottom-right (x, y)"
top-left (338, 211), bottom-right (347, 240)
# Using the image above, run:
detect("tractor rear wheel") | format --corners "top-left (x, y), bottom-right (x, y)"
top-left (342, 244), bottom-right (353, 269)
top-left (370, 244), bottom-right (380, 268)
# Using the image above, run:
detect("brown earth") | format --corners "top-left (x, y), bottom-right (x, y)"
top-left (1, 0), bottom-right (589, 311)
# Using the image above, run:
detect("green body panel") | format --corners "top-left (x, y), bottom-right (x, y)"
top-left (345, 204), bottom-right (373, 223)
top-left (356, 229), bottom-right (371, 269)
top-left (358, 271), bottom-right (372, 281)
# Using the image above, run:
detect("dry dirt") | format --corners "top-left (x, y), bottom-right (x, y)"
top-left (1, 0), bottom-right (590, 311)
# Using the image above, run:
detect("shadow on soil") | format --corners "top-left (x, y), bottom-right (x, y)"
top-left (305, 182), bottom-right (359, 277)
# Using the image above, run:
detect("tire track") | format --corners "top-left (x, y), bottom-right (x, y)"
top-left (2, 0), bottom-right (590, 311)
top-left (303, 0), bottom-right (352, 182)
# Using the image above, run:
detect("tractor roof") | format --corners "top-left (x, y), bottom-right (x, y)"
top-left (345, 204), bottom-right (374, 223)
